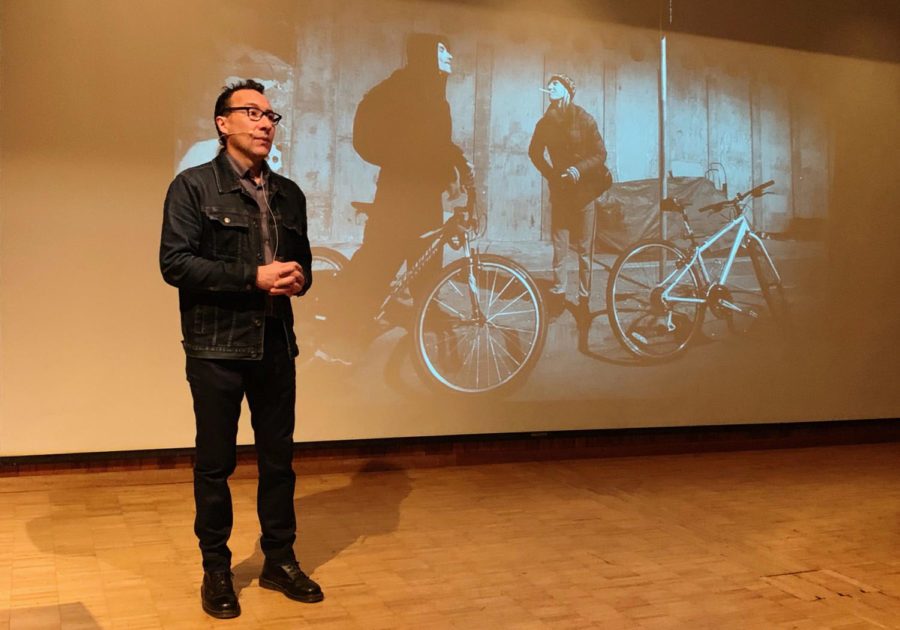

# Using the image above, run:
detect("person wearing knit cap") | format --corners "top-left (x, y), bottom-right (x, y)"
top-left (529, 73), bottom-right (611, 311)
top-left (549, 73), bottom-right (576, 101)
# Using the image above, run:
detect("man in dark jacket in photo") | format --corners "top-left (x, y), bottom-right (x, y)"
top-left (316, 33), bottom-right (473, 364)
top-left (529, 73), bottom-right (611, 311)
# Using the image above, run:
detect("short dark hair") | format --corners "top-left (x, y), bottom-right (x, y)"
top-left (214, 79), bottom-right (266, 146)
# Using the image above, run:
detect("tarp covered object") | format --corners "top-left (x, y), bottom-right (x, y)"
top-left (594, 176), bottom-right (728, 253)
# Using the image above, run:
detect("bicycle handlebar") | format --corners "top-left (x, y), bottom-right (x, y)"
top-left (698, 180), bottom-right (774, 213)
top-left (445, 184), bottom-right (480, 245)
top-left (463, 183), bottom-right (476, 213)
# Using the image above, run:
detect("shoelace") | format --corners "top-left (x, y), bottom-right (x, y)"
top-left (209, 571), bottom-right (234, 590)
top-left (278, 562), bottom-right (303, 581)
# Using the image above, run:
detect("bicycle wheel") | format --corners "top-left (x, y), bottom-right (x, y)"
top-left (292, 247), bottom-right (349, 363)
top-left (607, 240), bottom-right (704, 360)
top-left (746, 236), bottom-right (791, 331)
top-left (413, 254), bottom-right (547, 396)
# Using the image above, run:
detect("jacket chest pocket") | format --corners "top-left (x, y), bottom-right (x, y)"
top-left (202, 206), bottom-right (252, 260)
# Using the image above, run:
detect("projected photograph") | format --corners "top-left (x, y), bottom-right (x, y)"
top-left (173, 0), bottom-right (830, 434)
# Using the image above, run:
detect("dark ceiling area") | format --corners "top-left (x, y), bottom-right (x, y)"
top-left (443, 0), bottom-right (900, 64)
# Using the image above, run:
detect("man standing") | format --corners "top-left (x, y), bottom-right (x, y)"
top-left (529, 74), bottom-right (611, 313)
top-left (160, 80), bottom-right (322, 618)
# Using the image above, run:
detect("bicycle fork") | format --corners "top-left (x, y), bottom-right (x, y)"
top-left (462, 240), bottom-right (487, 322)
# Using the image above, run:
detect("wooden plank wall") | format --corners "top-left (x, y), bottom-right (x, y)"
top-left (268, 0), bottom-right (830, 248)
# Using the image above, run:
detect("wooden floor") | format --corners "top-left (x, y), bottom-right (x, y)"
top-left (1, 442), bottom-right (899, 629)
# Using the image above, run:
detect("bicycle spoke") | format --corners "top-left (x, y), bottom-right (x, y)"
top-left (482, 273), bottom-right (517, 316)
top-left (445, 275), bottom-right (466, 298)
top-left (613, 304), bottom-right (652, 313)
top-left (485, 326), bottom-right (524, 365)
top-left (489, 322), bottom-right (538, 335)
top-left (489, 309), bottom-right (538, 320)
top-left (414, 256), bottom-right (546, 394)
top-left (612, 271), bottom-right (655, 292)
top-left (485, 267), bottom-right (502, 313)
top-left (484, 329), bottom-right (504, 387)
top-left (607, 241), bottom-right (703, 360)
top-left (485, 290), bottom-right (532, 322)
top-left (430, 296), bottom-right (469, 321)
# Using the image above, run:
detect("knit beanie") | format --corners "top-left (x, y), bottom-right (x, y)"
top-left (549, 73), bottom-right (576, 99)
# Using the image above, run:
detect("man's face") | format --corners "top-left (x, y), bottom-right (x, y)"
top-left (215, 89), bottom-right (276, 164)
top-left (547, 79), bottom-right (568, 101)
top-left (437, 42), bottom-right (452, 74)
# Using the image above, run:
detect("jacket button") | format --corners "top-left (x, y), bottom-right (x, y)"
top-left (252, 318), bottom-right (262, 326)
top-left (224, 217), bottom-right (231, 224)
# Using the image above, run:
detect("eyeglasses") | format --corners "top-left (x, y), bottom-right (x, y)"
top-left (223, 106), bottom-right (283, 125)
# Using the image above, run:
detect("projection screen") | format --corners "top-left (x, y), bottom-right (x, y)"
top-left (0, 0), bottom-right (897, 455)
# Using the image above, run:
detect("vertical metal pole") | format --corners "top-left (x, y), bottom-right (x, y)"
top-left (658, 12), bottom-right (669, 242)
top-left (657, 1), bottom-right (673, 282)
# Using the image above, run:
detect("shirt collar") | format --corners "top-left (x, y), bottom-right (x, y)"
top-left (224, 151), bottom-right (270, 186)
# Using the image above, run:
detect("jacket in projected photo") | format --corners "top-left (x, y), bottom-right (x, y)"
top-left (529, 76), bottom-right (611, 301)
top-left (354, 32), bottom-right (468, 222)
top-left (529, 100), bottom-right (610, 212)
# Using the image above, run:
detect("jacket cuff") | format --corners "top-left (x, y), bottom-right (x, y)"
top-left (242, 263), bottom-right (258, 291)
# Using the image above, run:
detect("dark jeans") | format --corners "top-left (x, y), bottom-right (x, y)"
top-left (185, 317), bottom-right (297, 572)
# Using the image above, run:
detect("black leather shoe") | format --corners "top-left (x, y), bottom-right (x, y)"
top-left (259, 559), bottom-right (324, 603)
top-left (201, 570), bottom-right (240, 619)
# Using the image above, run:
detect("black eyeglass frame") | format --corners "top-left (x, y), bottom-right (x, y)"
top-left (222, 106), bottom-right (283, 125)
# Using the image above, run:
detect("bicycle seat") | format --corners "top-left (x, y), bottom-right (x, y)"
top-left (351, 201), bottom-right (377, 215)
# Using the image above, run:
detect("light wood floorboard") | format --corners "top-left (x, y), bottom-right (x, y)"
top-left (1, 443), bottom-right (898, 629)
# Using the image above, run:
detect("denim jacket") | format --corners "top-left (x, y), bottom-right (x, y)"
top-left (160, 152), bottom-right (313, 359)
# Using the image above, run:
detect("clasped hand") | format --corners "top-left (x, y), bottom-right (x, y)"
top-left (561, 166), bottom-right (581, 183)
top-left (256, 260), bottom-right (305, 296)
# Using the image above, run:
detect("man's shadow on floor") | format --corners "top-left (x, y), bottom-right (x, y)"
top-left (232, 460), bottom-right (412, 593)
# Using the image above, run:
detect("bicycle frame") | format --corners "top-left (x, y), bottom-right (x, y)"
top-left (304, 187), bottom-right (547, 396)
top-left (373, 209), bottom-right (481, 320)
top-left (606, 179), bottom-right (782, 360)
top-left (661, 209), bottom-right (780, 312)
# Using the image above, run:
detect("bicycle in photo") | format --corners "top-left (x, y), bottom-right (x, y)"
top-left (294, 186), bottom-right (548, 396)
top-left (606, 180), bottom-right (789, 361)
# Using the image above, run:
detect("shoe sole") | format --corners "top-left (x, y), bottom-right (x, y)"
top-left (259, 577), bottom-right (325, 603)
top-left (201, 600), bottom-right (241, 619)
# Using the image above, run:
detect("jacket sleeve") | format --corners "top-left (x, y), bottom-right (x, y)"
top-left (572, 110), bottom-right (608, 178)
top-left (285, 182), bottom-right (313, 297)
top-left (159, 173), bottom-right (258, 292)
top-left (295, 230), bottom-right (313, 297)
top-left (528, 119), bottom-right (556, 180)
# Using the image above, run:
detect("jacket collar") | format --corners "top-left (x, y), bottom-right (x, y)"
top-left (212, 151), bottom-right (280, 196)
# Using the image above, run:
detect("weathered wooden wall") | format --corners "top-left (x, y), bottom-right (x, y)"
top-left (275, 0), bottom-right (830, 245)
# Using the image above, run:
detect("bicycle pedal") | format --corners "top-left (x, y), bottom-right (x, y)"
top-left (630, 332), bottom-right (649, 345)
